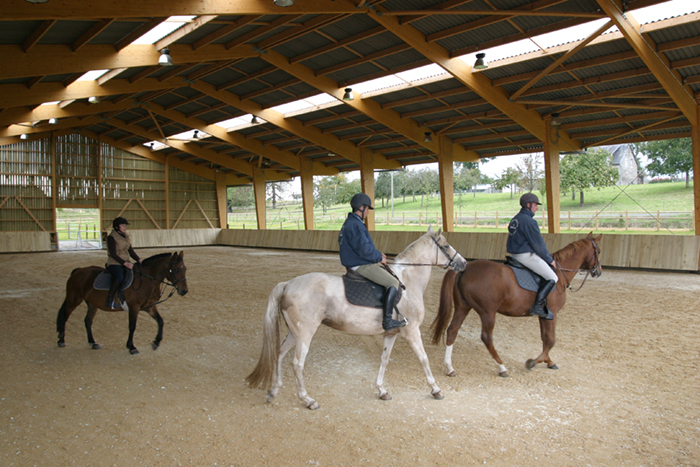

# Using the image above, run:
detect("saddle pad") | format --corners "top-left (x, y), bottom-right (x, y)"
top-left (93, 268), bottom-right (134, 291)
top-left (506, 265), bottom-right (542, 293)
top-left (342, 275), bottom-right (402, 308)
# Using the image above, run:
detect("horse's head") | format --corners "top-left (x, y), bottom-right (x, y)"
top-left (585, 233), bottom-right (603, 278)
top-left (167, 251), bottom-right (189, 296)
top-left (429, 226), bottom-right (467, 272)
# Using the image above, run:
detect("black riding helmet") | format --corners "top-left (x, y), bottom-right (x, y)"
top-left (112, 216), bottom-right (130, 230)
top-left (519, 192), bottom-right (542, 208)
top-left (350, 193), bottom-right (374, 211)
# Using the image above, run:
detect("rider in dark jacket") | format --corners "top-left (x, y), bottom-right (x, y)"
top-left (338, 193), bottom-right (406, 332)
top-left (506, 193), bottom-right (558, 319)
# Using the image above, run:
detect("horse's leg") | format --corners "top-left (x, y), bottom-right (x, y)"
top-left (290, 334), bottom-right (319, 410)
top-left (126, 308), bottom-right (140, 355)
top-left (267, 331), bottom-right (296, 403)
top-left (479, 312), bottom-right (509, 377)
top-left (526, 317), bottom-right (558, 370)
top-left (375, 332), bottom-right (399, 401)
top-left (84, 302), bottom-right (101, 350)
top-left (145, 305), bottom-right (164, 350)
top-left (56, 293), bottom-right (81, 348)
top-left (402, 326), bottom-right (443, 400)
top-left (444, 302), bottom-right (471, 377)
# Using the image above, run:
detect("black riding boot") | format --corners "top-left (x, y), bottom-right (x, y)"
top-left (529, 279), bottom-right (556, 320)
top-left (105, 277), bottom-right (120, 309)
top-left (382, 286), bottom-right (407, 332)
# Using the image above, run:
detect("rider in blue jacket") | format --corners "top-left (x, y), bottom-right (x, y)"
top-left (339, 193), bottom-right (407, 332)
top-left (506, 193), bottom-right (558, 319)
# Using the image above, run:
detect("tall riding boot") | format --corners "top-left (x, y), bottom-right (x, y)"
top-left (105, 277), bottom-right (120, 309)
top-left (382, 286), bottom-right (407, 332)
top-left (529, 279), bottom-right (556, 320)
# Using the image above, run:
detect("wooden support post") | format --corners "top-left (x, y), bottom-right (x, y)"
top-left (693, 105), bottom-right (700, 235)
top-left (252, 166), bottom-right (266, 230)
top-left (215, 169), bottom-right (227, 229)
top-left (300, 156), bottom-right (314, 230)
top-left (164, 156), bottom-right (170, 229)
top-left (360, 149), bottom-right (375, 231)
top-left (437, 142), bottom-right (454, 232)
top-left (544, 119), bottom-right (561, 233)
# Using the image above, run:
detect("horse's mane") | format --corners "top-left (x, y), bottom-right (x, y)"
top-left (552, 238), bottom-right (589, 263)
top-left (394, 232), bottom-right (433, 264)
top-left (142, 252), bottom-right (172, 266)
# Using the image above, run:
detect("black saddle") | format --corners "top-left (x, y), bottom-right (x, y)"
top-left (504, 256), bottom-right (544, 293)
top-left (93, 268), bottom-right (134, 291)
top-left (342, 268), bottom-right (402, 309)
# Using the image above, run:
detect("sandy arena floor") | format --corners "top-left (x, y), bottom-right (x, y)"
top-left (1, 244), bottom-right (699, 466)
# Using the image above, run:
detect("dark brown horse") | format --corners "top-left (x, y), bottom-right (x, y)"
top-left (56, 251), bottom-right (189, 354)
top-left (430, 233), bottom-right (602, 377)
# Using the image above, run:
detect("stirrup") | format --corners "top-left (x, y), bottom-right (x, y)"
top-left (383, 317), bottom-right (408, 332)
top-left (529, 305), bottom-right (553, 320)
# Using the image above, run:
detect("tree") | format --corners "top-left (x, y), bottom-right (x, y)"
top-left (517, 153), bottom-right (543, 192)
top-left (493, 167), bottom-right (523, 199)
top-left (560, 148), bottom-right (619, 206)
top-left (266, 181), bottom-right (292, 209)
top-left (636, 138), bottom-right (692, 187)
top-left (454, 164), bottom-right (481, 201)
top-left (313, 174), bottom-right (357, 214)
top-left (375, 171), bottom-right (392, 208)
top-left (227, 185), bottom-right (254, 209)
top-left (414, 168), bottom-right (439, 208)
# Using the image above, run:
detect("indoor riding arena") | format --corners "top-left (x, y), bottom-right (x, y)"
top-left (2, 0), bottom-right (700, 466)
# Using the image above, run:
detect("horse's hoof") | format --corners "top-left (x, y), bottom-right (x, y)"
top-left (151, 341), bottom-right (159, 350)
top-left (307, 401), bottom-right (320, 410)
top-left (499, 371), bottom-right (509, 378)
top-left (446, 370), bottom-right (457, 377)
top-left (548, 364), bottom-right (559, 370)
top-left (129, 348), bottom-right (139, 355)
top-left (525, 359), bottom-right (536, 370)
top-left (431, 390), bottom-right (444, 400)
top-left (91, 343), bottom-right (101, 350)
top-left (57, 342), bottom-right (65, 348)
top-left (379, 393), bottom-right (392, 401)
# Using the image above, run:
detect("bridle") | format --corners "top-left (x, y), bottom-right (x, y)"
top-left (555, 239), bottom-right (601, 293)
top-left (133, 256), bottom-right (186, 309)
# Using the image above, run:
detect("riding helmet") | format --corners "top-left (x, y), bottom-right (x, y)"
top-left (112, 217), bottom-right (130, 230)
top-left (519, 192), bottom-right (542, 208)
top-left (350, 193), bottom-right (374, 211)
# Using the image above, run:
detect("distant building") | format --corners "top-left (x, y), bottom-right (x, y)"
top-left (600, 144), bottom-right (643, 185)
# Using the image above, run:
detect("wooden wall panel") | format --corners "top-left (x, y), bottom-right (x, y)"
top-left (0, 231), bottom-right (51, 252)
top-left (130, 228), bottom-right (221, 248)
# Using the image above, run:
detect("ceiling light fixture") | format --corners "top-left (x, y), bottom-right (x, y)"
top-left (193, 130), bottom-right (199, 139)
top-left (342, 88), bottom-right (354, 101)
top-left (20, 134), bottom-right (28, 140)
top-left (88, 96), bottom-right (101, 104)
top-left (251, 116), bottom-right (261, 124)
top-left (474, 53), bottom-right (488, 70)
top-left (550, 113), bottom-right (561, 126)
top-left (424, 132), bottom-right (433, 143)
top-left (25, 0), bottom-right (49, 3)
top-left (158, 48), bottom-right (174, 67)
top-left (48, 118), bottom-right (58, 125)
top-left (273, 0), bottom-right (294, 6)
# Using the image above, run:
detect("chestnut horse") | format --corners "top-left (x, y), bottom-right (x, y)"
top-left (430, 233), bottom-right (602, 377)
top-left (246, 227), bottom-right (467, 410)
top-left (56, 251), bottom-right (189, 354)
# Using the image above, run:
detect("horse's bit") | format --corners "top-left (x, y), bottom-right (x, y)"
top-left (133, 258), bottom-right (185, 309)
top-left (431, 236), bottom-right (462, 270)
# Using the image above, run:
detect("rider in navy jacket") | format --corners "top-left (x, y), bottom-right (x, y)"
top-left (507, 193), bottom-right (557, 320)
top-left (338, 193), bottom-right (406, 332)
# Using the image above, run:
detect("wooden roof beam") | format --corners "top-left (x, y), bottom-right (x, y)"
top-left (23, 20), bottom-right (56, 52)
top-left (155, 15), bottom-right (219, 50)
top-left (596, 0), bottom-right (696, 126)
top-left (72, 19), bottom-right (115, 52)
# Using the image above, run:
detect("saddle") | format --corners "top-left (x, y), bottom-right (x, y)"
top-left (342, 268), bottom-right (402, 309)
top-left (93, 268), bottom-right (134, 291)
top-left (504, 256), bottom-right (543, 293)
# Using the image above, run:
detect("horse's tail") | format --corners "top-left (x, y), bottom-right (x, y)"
top-left (430, 269), bottom-right (458, 345)
top-left (245, 281), bottom-right (286, 389)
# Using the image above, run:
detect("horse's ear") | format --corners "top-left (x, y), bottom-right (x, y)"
top-left (172, 251), bottom-right (179, 262)
top-left (427, 225), bottom-right (434, 233)
top-left (594, 233), bottom-right (602, 242)
top-left (436, 227), bottom-right (442, 235)
top-left (179, 250), bottom-right (184, 259)
top-left (587, 231), bottom-right (593, 238)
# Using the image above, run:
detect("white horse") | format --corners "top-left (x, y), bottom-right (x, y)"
top-left (246, 226), bottom-right (467, 409)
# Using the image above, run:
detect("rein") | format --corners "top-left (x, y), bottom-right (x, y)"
top-left (391, 236), bottom-right (460, 269)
